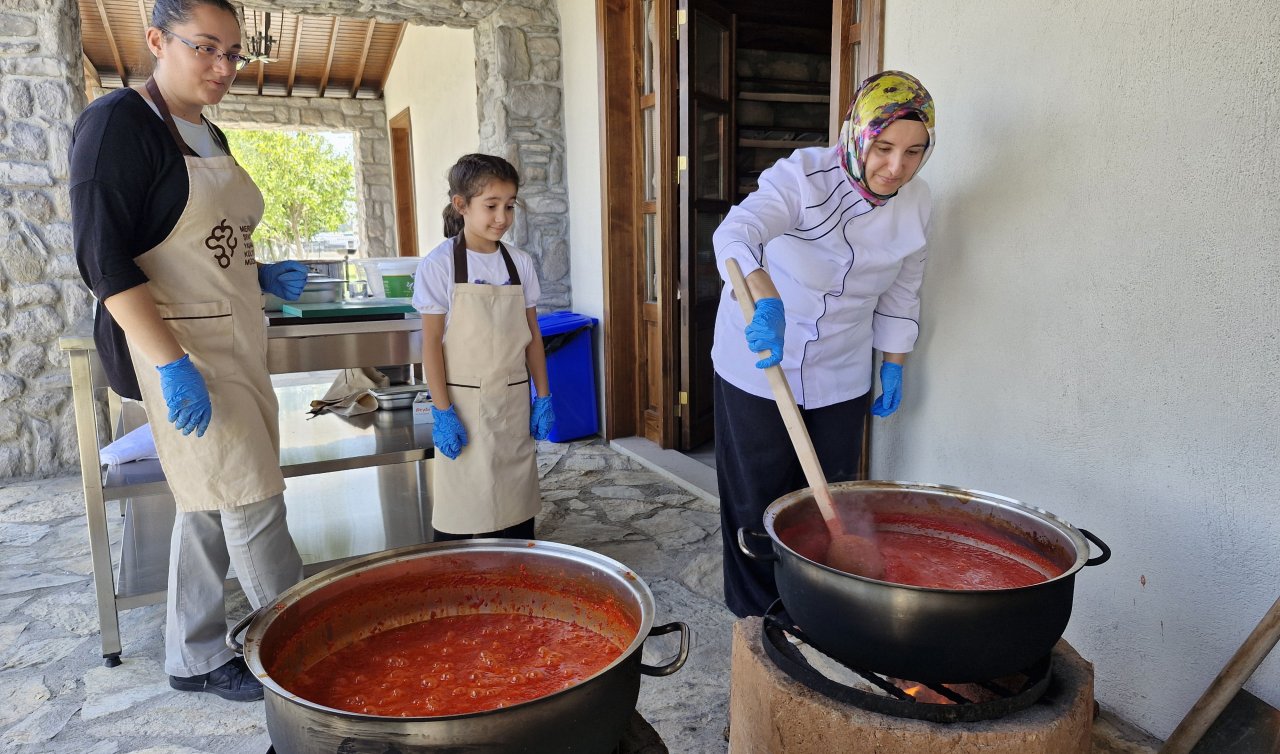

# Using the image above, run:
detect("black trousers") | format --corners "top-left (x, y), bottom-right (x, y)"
top-left (714, 374), bottom-right (868, 618)
top-left (432, 517), bottom-right (536, 542)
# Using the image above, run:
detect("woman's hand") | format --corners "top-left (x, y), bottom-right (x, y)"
top-left (258, 261), bottom-right (309, 301)
top-left (431, 405), bottom-right (468, 459)
top-left (745, 297), bottom-right (785, 368)
top-left (871, 361), bottom-right (903, 417)
top-left (156, 353), bottom-right (212, 437)
top-left (530, 395), bottom-right (555, 440)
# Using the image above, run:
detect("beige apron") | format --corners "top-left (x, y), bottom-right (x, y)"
top-left (126, 78), bottom-right (284, 513)
top-left (432, 234), bottom-right (540, 534)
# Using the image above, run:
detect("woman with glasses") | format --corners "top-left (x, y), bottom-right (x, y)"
top-left (70, 0), bottom-right (305, 701)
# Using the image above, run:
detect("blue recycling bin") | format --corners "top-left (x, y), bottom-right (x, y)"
top-left (537, 311), bottom-right (599, 442)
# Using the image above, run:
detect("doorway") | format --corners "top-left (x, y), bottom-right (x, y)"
top-left (601, 0), bottom-right (882, 452)
top-left (388, 108), bottom-right (418, 258)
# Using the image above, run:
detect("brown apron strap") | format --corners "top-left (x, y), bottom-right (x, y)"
top-left (452, 234), bottom-right (523, 287)
top-left (145, 77), bottom-right (199, 158)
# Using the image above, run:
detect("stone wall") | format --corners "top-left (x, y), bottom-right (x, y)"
top-left (208, 96), bottom-right (395, 258)
top-left (0, 0), bottom-right (572, 480)
top-left (0, 0), bottom-right (92, 478)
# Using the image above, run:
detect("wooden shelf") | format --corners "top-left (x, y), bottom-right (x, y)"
top-left (738, 91), bottom-right (829, 104)
top-left (737, 137), bottom-right (824, 149)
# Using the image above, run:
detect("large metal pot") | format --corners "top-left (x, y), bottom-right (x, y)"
top-left (739, 481), bottom-right (1109, 683)
top-left (227, 540), bottom-right (689, 753)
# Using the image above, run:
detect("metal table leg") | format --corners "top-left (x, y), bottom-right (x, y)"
top-left (68, 350), bottom-right (123, 666)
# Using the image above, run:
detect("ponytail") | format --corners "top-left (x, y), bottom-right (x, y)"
top-left (442, 203), bottom-right (464, 237)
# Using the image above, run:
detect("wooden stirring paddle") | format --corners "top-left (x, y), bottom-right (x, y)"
top-left (724, 259), bottom-right (885, 579)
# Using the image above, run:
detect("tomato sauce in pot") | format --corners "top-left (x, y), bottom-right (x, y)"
top-left (283, 613), bottom-right (625, 717)
top-left (777, 512), bottom-right (1064, 589)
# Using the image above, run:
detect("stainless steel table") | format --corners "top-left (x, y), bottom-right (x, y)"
top-left (59, 316), bottom-right (432, 665)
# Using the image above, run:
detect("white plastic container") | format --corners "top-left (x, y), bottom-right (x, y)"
top-left (353, 258), bottom-right (422, 298)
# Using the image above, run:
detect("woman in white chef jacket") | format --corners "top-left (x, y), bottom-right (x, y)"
top-left (712, 71), bottom-right (937, 617)
top-left (71, 0), bottom-right (305, 700)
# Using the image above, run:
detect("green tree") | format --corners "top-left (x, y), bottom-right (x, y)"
top-left (225, 130), bottom-right (355, 259)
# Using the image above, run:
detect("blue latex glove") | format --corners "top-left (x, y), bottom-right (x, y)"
top-left (431, 405), bottom-right (469, 460)
top-left (871, 362), bottom-right (903, 417)
top-left (744, 297), bottom-right (785, 369)
top-left (258, 261), bottom-right (309, 301)
top-left (531, 395), bottom-right (555, 441)
top-left (156, 354), bottom-right (212, 437)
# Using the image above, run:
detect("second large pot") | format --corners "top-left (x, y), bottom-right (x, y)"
top-left (740, 481), bottom-right (1109, 683)
top-left (229, 540), bottom-right (688, 753)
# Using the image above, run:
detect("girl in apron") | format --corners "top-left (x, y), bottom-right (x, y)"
top-left (411, 154), bottom-right (556, 541)
top-left (70, 0), bottom-right (306, 701)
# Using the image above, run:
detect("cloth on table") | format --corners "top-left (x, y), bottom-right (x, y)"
top-left (99, 422), bottom-right (158, 466)
top-left (307, 367), bottom-right (390, 417)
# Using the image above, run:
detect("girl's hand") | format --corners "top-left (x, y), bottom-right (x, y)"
top-left (530, 395), bottom-right (555, 440)
top-left (431, 405), bottom-right (469, 459)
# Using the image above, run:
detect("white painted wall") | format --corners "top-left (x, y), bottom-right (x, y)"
top-left (557, 0), bottom-right (608, 428)
top-left (382, 23), bottom-right (479, 256)
top-left (875, 0), bottom-right (1280, 738)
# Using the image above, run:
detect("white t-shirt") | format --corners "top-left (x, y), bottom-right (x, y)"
top-left (141, 98), bottom-right (226, 157)
top-left (411, 237), bottom-right (542, 323)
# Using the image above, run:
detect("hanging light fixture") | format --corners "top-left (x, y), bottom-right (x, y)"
top-left (243, 6), bottom-right (279, 63)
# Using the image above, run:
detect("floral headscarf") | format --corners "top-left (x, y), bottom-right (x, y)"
top-left (836, 70), bottom-right (936, 206)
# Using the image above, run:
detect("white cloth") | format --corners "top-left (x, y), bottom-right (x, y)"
top-left (307, 367), bottom-right (388, 417)
top-left (141, 97), bottom-right (226, 157)
top-left (712, 144), bottom-right (932, 409)
top-left (99, 423), bottom-right (158, 466)
top-left (165, 493), bottom-right (302, 676)
top-left (411, 237), bottom-right (541, 323)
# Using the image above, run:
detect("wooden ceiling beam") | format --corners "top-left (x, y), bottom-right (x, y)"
top-left (349, 19), bottom-right (376, 98)
top-left (317, 16), bottom-right (339, 98)
top-left (95, 0), bottom-right (128, 86)
top-left (379, 22), bottom-right (407, 97)
top-left (136, 0), bottom-right (148, 29)
top-left (82, 51), bottom-right (103, 90)
top-left (286, 14), bottom-right (303, 96)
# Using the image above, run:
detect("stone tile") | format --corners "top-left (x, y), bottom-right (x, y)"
top-left (84, 695), bottom-right (268, 740)
top-left (0, 492), bottom-right (84, 523)
top-left (1, 635), bottom-right (84, 669)
top-left (21, 589), bottom-right (99, 635)
top-left (0, 522), bottom-right (52, 547)
top-left (0, 594), bottom-right (31, 619)
top-left (3, 701), bottom-right (80, 748)
top-left (81, 658), bottom-right (171, 720)
top-left (630, 508), bottom-right (717, 549)
top-left (0, 671), bottom-right (50, 728)
top-left (590, 484), bottom-right (649, 501)
top-left (0, 568), bottom-right (85, 596)
top-left (0, 621), bottom-right (28, 655)
top-left (601, 499), bottom-right (657, 523)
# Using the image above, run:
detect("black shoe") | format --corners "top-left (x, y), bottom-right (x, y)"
top-left (169, 657), bottom-right (264, 702)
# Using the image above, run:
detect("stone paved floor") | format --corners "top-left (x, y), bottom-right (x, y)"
top-left (0, 439), bottom-right (735, 753)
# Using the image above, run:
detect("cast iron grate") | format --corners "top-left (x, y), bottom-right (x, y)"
top-left (761, 601), bottom-right (1053, 724)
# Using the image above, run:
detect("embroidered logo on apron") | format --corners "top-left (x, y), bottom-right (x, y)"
top-left (205, 218), bottom-right (238, 268)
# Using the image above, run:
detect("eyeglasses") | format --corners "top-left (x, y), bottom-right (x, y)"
top-left (159, 28), bottom-right (253, 71)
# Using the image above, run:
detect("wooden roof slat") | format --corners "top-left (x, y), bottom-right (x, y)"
top-left (379, 21), bottom-right (407, 97)
top-left (317, 17), bottom-right (339, 98)
top-left (286, 14), bottom-right (303, 96)
top-left (94, 0), bottom-right (128, 86)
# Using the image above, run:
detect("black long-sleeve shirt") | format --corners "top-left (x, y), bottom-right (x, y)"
top-left (70, 87), bottom-right (230, 400)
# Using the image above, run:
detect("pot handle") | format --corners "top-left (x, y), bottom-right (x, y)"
top-left (737, 528), bottom-right (778, 562)
top-left (1080, 529), bottom-right (1111, 567)
top-left (639, 622), bottom-right (690, 677)
top-left (225, 606), bottom-right (267, 654)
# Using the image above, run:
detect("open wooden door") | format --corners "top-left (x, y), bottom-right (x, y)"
top-left (675, 0), bottom-right (733, 450)
top-left (388, 108), bottom-right (418, 257)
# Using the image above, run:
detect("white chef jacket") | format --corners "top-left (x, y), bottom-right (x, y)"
top-left (712, 144), bottom-right (931, 409)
